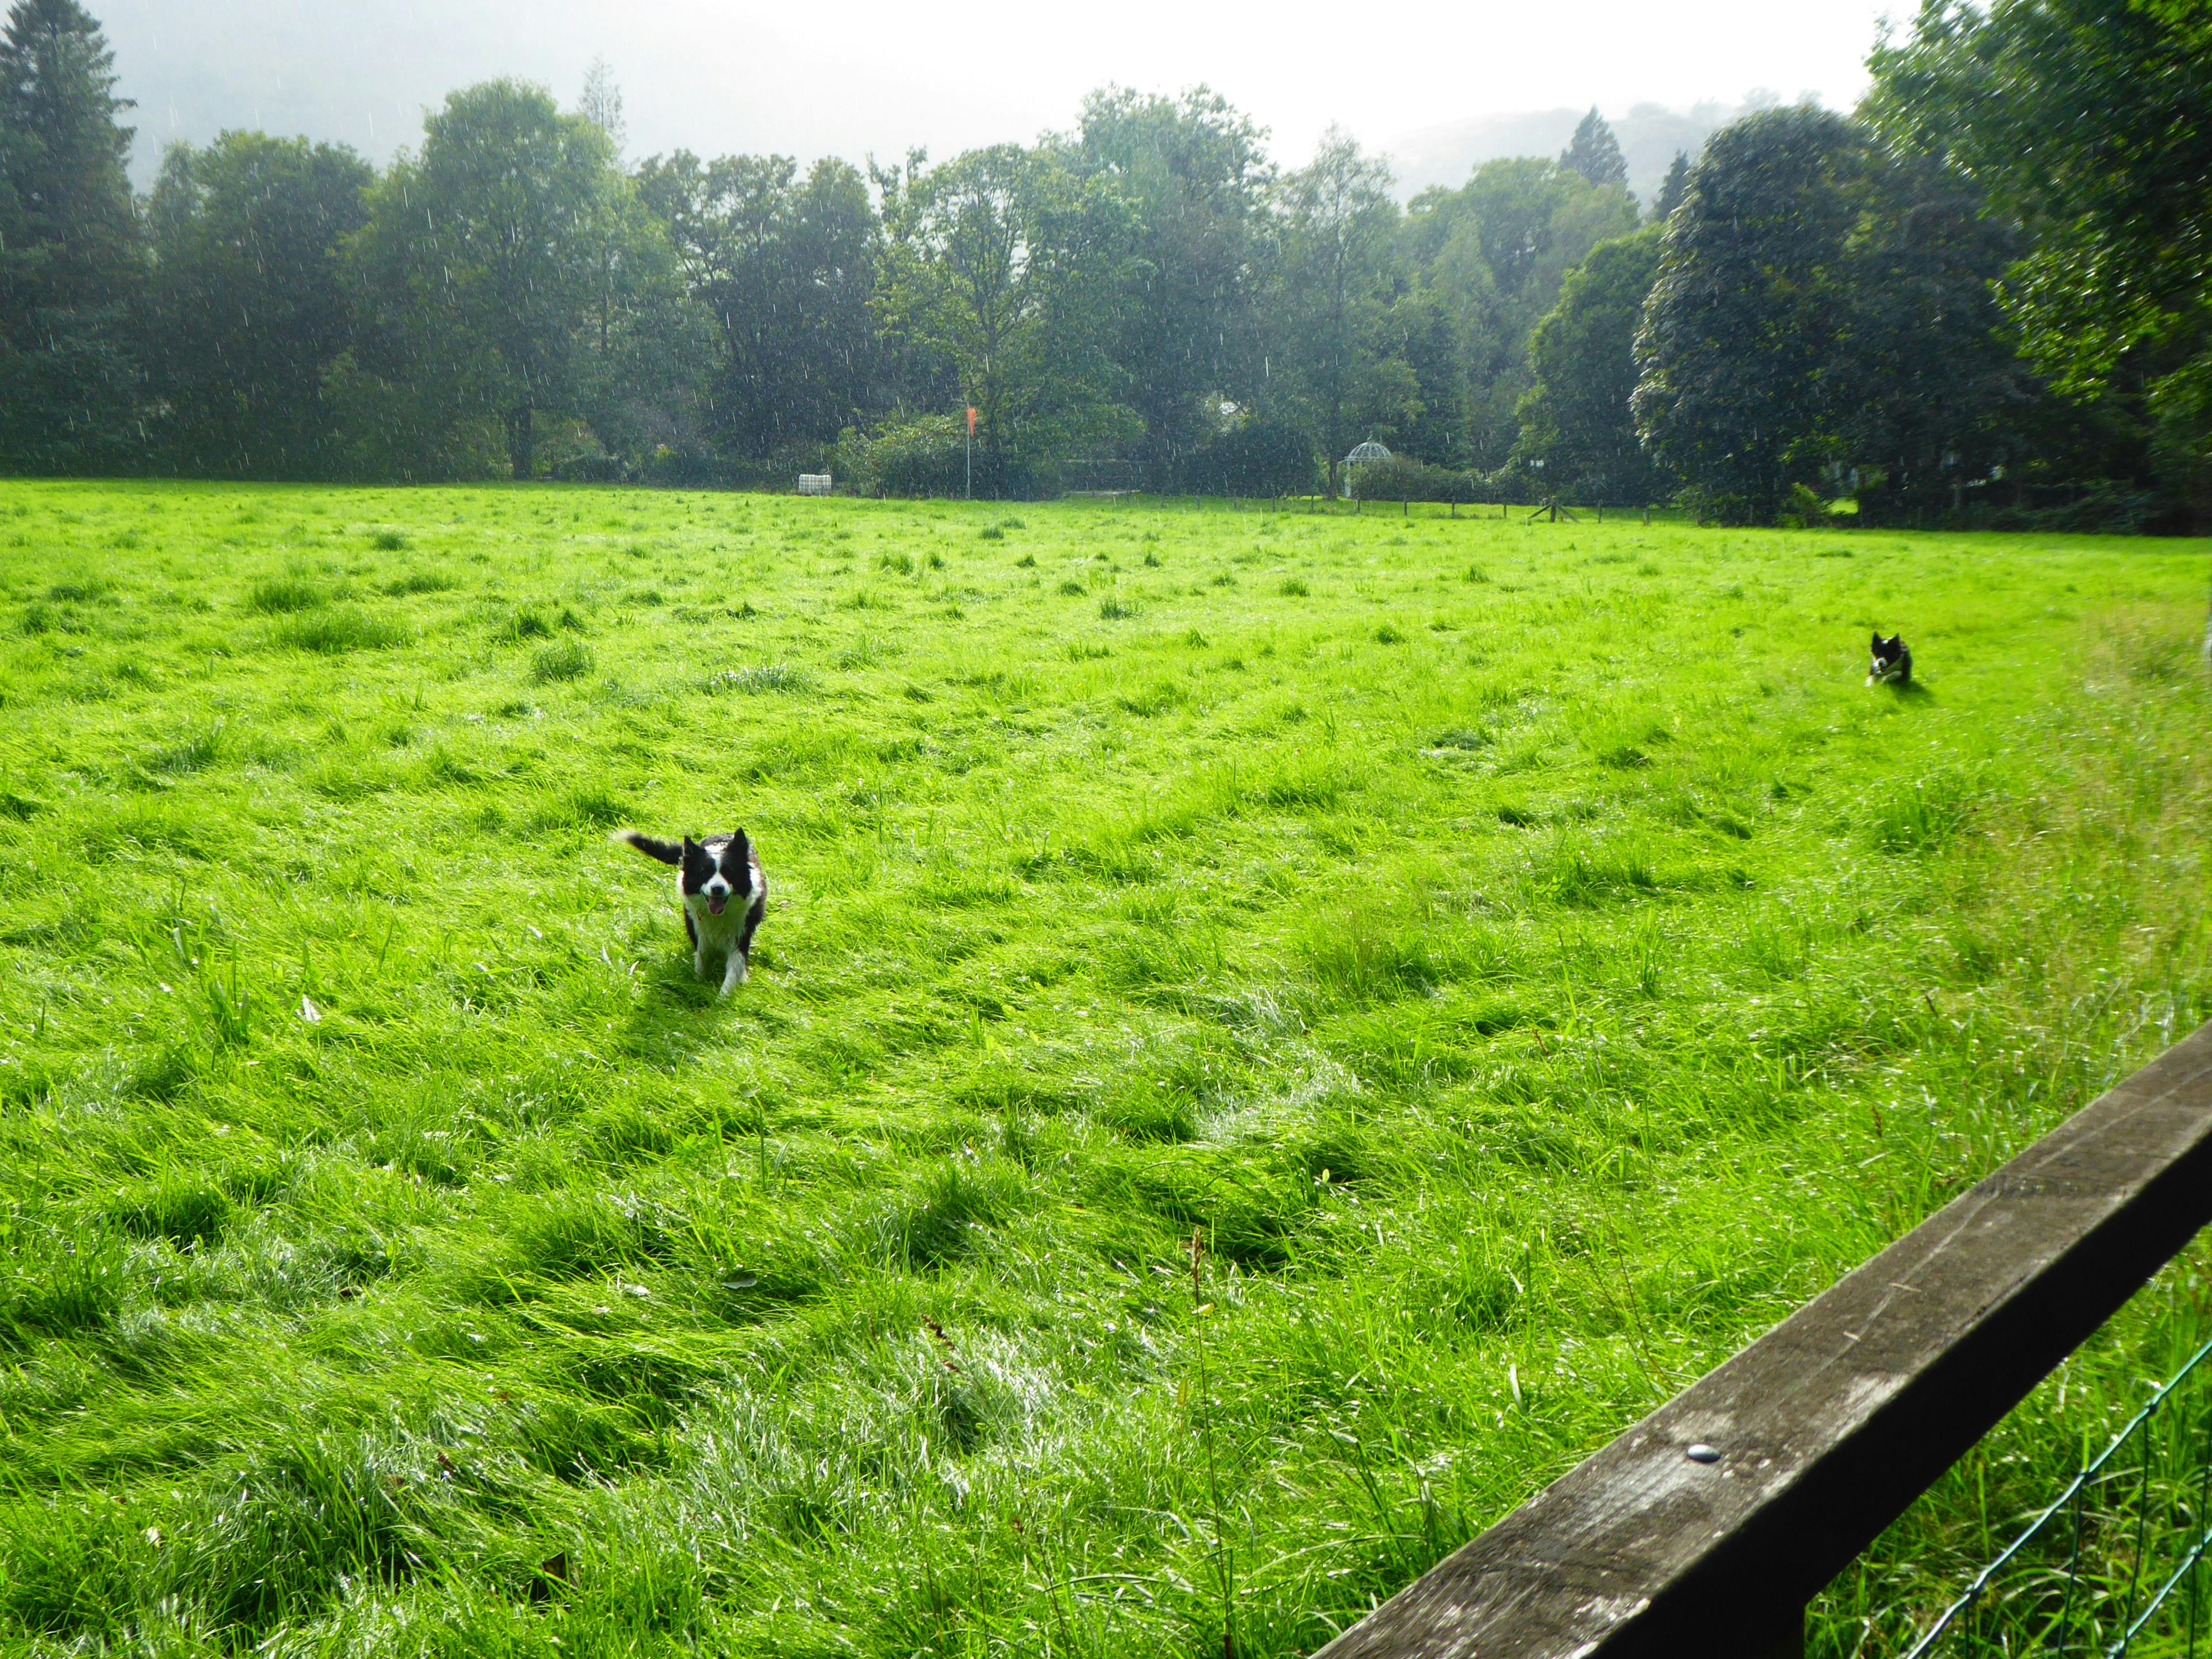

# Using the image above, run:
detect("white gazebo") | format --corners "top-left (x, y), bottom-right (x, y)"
top-left (1342, 439), bottom-right (1392, 497)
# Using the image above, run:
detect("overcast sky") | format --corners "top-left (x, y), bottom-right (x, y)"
top-left (101, 0), bottom-right (1898, 184)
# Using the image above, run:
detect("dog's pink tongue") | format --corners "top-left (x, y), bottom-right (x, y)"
top-left (708, 895), bottom-right (728, 915)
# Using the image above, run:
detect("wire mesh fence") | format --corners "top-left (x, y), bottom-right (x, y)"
top-left (1902, 1337), bottom-right (2212, 1658)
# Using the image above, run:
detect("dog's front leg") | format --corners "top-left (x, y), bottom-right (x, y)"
top-left (719, 950), bottom-right (748, 997)
top-left (694, 942), bottom-right (708, 980)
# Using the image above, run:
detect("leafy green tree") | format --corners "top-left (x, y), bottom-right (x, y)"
top-left (1514, 225), bottom-right (1669, 503)
top-left (1867, 0), bottom-right (2212, 524)
top-left (1074, 86), bottom-right (1272, 488)
top-left (873, 142), bottom-right (1135, 493)
top-left (637, 150), bottom-right (879, 458)
top-left (1631, 107), bottom-right (1866, 521)
top-left (145, 133), bottom-right (372, 478)
top-left (1271, 130), bottom-right (1417, 489)
top-left (1385, 276), bottom-right (1467, 465)
top-left (0, 0), bottom-right (140, 472)
top-left (1402, 156), bottom-right (1638, 469)
top-left (335, 80), bottom-right (676, 480)
top-left (1830, 152), bottom-right (2033, 523)
top-left (1560, 108), bottom-right (1627, 190)
top-left (1651, 151), bottom-right (1691, 222)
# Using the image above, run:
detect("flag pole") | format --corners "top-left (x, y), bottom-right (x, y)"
top-left (966, 406), bottom-right (976, 500)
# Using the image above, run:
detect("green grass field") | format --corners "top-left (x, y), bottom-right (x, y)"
top-left (1, 481), bottom-right (2208, 1658)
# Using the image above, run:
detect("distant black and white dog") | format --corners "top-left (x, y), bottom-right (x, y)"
top-left (1867, 632), bottom-right (1913, 686)
top-left (613, 829), bottom-right (766, 995)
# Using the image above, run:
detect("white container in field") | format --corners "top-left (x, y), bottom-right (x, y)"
top-left (797, 473), bottom-right (833, 495)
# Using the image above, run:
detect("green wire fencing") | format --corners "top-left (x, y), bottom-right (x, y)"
top-left (1904, 1337), bottom-right (2212, 1658)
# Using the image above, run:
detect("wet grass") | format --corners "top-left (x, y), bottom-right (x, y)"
top-left (0, 481), bottom-right (2208, 1656)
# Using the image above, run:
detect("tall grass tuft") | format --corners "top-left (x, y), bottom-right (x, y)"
top-left (276, 607), bottom-right (405, 653)
top-left (1864, 768), bottom-right (1975, 854)
top-left (1303, 905), bottom-right (1449, 1004)
top-left (706, 664), bottom-right (812, 694)
top-left (378, 569), bottom-right (456, 596)
top-left (530, 639), bottom-right (594, 683)
top-left (248, 577), bottom-right (324, 614)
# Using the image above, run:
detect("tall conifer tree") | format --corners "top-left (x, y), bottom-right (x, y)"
top-left (1652, 152), bottom-right (1692, 221)
top-left (0, 0), bottom-right (142, 471)
top-left (1560, 108), bottom-right (1628, 190)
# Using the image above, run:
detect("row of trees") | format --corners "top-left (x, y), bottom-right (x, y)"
top-left (1, 0), bottom-right (2205, 528)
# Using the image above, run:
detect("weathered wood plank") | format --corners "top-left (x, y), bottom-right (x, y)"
top-left (1314, 1020), bottom-right (2212, 1658)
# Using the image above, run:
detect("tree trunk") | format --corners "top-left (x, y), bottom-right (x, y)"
top-left (507, 407), bottom-right (534, 481)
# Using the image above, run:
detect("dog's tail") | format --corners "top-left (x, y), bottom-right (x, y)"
top-left (611, 828), bottom-right (683, 865)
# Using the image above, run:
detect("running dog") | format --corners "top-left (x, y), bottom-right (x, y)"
top-left (612, 829), bottom-right (765, 995)
top-left (1867, 632), bottom-right (1913, 687)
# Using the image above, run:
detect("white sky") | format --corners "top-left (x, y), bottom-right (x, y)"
top-left (103, 0), bottom-right (1900, 182)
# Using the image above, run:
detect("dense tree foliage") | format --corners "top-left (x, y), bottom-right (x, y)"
top-left (1633, 108), bottom-right (1868, 522)
top-left (1829, 152), bottom-right (2033, 522)
top-left (637, 150), bottom-right (878, 460)
top-left (1076, 87), bottom-right (1272, 489)
top-left (1270, 132), bottom-right (1415, 489)
top-left (335, 81), bottom-right (673, 481)
top-left (1514, 226), bottom-right (1669, 504)
top-left (1404, 158), bottom-right (1639, 470)
top-left (1560, 108), bottom-right (1629, 190)
top-left (0, 0), bottom-right (2199, 525)
top-left (145, 133), bottom-right (371, 477)
top-left (873, 142), bottom-right (1134, 492)
top-left (1651, 152), bottom-right (1690, 222)
top-left (0, 0), bottom-right (138, 470)
top-left (1867, 0), bottom-right (2212, 525)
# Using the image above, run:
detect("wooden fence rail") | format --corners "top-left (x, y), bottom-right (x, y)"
top-left (1314, 1020), bottom-right (2212, 1659)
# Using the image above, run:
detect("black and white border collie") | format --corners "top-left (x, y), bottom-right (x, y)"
top-left (1868, 632), bottom-right (1912, 686)
top-left (613, 829), bottom-right (766, 995)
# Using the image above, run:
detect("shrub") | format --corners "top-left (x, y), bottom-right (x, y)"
top-left (550, 454), bottom-right (628, 484)
top-left (1350, 456), bottom-right (1480, 504)
top-left (644, 445), bottom-right (734, 488)
top-left (1477, 463), bottom-right (1542, 506)
top-left (1182, 416), bottom-right (1320, 497)
top-left (841, 416), bottom-right (968, 498)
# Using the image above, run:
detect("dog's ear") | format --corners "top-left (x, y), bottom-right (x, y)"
top-left (1871, 632), bottom-right (1882, 651)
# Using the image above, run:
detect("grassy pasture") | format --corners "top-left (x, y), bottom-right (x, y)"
top-left (0, 481), bottom-right (2208, 1658)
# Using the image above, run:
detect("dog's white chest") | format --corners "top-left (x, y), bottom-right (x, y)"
top-left (685, 893), bottom-right (742, 947)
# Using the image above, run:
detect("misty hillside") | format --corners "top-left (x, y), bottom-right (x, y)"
top-left (1389, 98), bottom-right (1761, 204)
